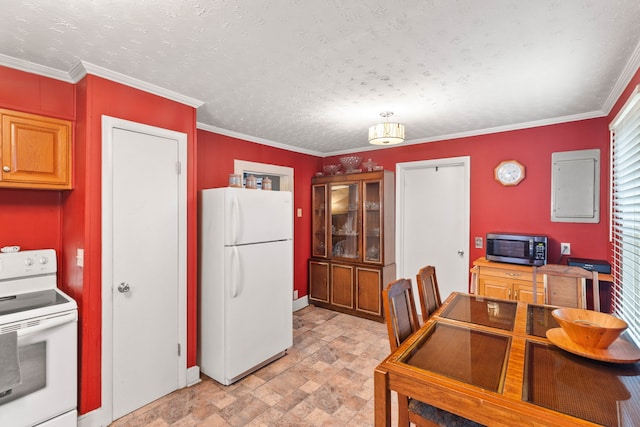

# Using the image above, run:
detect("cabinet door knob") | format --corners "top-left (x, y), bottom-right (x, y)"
top-left (2, 166), bottom-right (9, 172)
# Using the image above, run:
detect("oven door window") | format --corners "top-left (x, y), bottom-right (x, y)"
top-left (0, 341), bottom-right (46, 404)
top-left (0, 313), bottom-right (77, 426)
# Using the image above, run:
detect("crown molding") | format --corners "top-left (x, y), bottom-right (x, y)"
top-left (200, 108), bottom-right (607, 158)
top-left (80, 61), bottom-right (204, 108)
top-left (0, 55), bottom-right (203, 108)
top-left (322, 110), bottom-right (607, 157)
top-left (0, 54), bottom-right (74, 82)
top-left (602, 39), bottom-right (640, 114)
top-left (68, 61), bottom-right (88, 83)
top-left (196, 122), bottom-right (324, 157)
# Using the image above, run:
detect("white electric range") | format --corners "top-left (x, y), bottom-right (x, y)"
top-left (0, 249), bottom-right (78, 427)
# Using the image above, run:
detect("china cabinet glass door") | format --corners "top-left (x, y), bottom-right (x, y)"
top-left (330, 182), bottom-right (360, 260)
top-left (363, 180), bottom-right (382, 263)
top-left (312, 184), bottom-right (327, 257)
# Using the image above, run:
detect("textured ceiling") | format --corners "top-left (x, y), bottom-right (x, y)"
top-left (1, 0), bottom-right (640, 155)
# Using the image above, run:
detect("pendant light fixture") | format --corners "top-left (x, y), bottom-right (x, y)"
top-left (368, 111), bottom-right (405, 145)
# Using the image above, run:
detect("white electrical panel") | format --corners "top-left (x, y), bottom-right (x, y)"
top-left (551, 149), bottom-right (600, 223)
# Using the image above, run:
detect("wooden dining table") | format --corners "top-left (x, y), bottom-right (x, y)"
top-left (374, 292), bottom-right (640, 426)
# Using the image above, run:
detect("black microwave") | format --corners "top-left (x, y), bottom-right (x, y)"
top-left (486, 233), bottom-right (548, 266)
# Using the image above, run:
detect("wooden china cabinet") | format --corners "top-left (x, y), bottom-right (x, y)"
top-left (308, 170), bottom-right (395, 322)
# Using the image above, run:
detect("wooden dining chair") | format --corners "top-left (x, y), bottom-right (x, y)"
top-left (533, 264), bottom-right (600, 311)
top-left (415, 265), bottom-right (442, 320)
top-left (382, 279), bottom-right (484, 427)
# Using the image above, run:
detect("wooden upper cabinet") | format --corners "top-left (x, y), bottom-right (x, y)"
top-left (0, 108), bottom-right (72, 190)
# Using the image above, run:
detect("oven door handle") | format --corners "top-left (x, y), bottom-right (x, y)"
top-left (16, 311), bottom-right (77, 337)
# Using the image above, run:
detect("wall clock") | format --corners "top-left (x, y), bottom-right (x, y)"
top-left (494, 160), bottom-right (525, 186)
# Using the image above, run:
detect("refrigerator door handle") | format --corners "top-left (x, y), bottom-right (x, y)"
top-left (230, 195), bottom-right (239, 244)
top-left (231, 246), bottom-right (239, 298)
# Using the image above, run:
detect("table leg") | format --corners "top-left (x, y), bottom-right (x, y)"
top-left (374, 366), bottom-right (391, 426)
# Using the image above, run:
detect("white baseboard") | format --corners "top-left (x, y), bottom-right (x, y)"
top-left (77, 407), bottom-right (107, 427)
top-left (187, 365), bottom-right (201, 386)
top-left (293, 295), bottom-right (309, 312)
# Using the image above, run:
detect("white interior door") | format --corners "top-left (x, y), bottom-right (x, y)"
top-left (102, 117), bottom-right (187, 424)
top-left (397, 157), bottom-right (470, 313)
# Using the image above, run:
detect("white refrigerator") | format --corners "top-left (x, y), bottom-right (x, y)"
top-left (199, 187), bottom-right (293, 385)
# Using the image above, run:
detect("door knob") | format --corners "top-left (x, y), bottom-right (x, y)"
top-left (117, 282), bottom-right (130, 293)
top-left (457, 250), bottom-right (465, 256)
top-left (2, 166), bottom-right (9, 172)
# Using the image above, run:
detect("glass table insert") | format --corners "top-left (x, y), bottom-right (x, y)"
top-left (523, 340), bottom-right (640, 426)
top-left (401, 322), bottom-right (511, 393)
top-left (526, 304), bottom-right (560, 338)
top-left (440, 293), bottom-right (518, 331)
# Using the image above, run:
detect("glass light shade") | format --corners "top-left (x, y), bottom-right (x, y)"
top-left (368, 122), bottom-right (405, 145)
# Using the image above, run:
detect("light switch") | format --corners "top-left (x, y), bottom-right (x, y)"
top-left (297, 208), bottom-right (302, 218)
top-left (77, 248), bottom-right (84, 267)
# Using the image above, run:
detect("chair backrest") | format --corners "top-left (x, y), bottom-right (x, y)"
top-left (415, 265), bottom-right (442, 319)
top-left (382, 278), bottom-right (421, 351)
top-left (536, 264), bottom-right (600, 311)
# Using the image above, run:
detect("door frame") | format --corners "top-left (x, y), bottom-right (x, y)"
top-left (395, 156), bottom-right (471, 280)
top-left (233, 159), bottom-right (294, 192)
top-left (100, 116), bottom-right (187, 424)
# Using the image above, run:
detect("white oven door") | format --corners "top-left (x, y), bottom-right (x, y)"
top-left (0, 310), bottom-right (77, 427)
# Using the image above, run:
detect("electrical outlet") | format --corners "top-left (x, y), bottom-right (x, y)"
top-left (560, 242), bottom-right (571, 256)
top-left (76, 248), bottom-right (84, 267)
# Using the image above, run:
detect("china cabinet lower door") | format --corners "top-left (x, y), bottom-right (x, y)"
top-left (309, 260), bottom-right (329, 303)
top-left (356, 264), bottom-right (395, 318)
top-left (308, 259), bottom-right (395, 322)
top-left (331, 264), bottom-right (354, 309)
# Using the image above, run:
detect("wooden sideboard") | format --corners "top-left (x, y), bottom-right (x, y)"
top-left (473, 257), bottom-right (613, 311)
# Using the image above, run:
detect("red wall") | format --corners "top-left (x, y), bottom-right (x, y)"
top-left (0, 66), bottom-right (75, 119)
top-left (196, 131), bottom-right (322, 298)
top-left (326, 118), bottom-right (611, 269)
top-left (0, 66), bottom-right (74, 254)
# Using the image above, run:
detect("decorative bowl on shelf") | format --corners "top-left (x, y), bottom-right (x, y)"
top-left (362, 158), bottom-right (377, 172)
top-left (339, 156), bottom-right (362, 172)
top-left (322, 164), bottom-right (341, 175)
top-left (551, 308), bottom-right (628, 349)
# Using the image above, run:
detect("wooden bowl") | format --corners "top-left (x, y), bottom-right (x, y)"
top-left (552, 308), bottom-right (628, 349)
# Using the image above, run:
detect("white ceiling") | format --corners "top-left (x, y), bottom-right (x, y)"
top-left (1, 1), bottom-right (640, 156)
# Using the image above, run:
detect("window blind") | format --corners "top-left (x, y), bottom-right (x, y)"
top-left (610, 85), bottom-right (640, 345)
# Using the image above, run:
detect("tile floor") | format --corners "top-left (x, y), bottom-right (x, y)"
top-left (110, 305), bottom-right (398, 426)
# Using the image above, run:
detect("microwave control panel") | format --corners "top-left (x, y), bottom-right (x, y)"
top-left (532, 241), bottom-right (546, 260)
